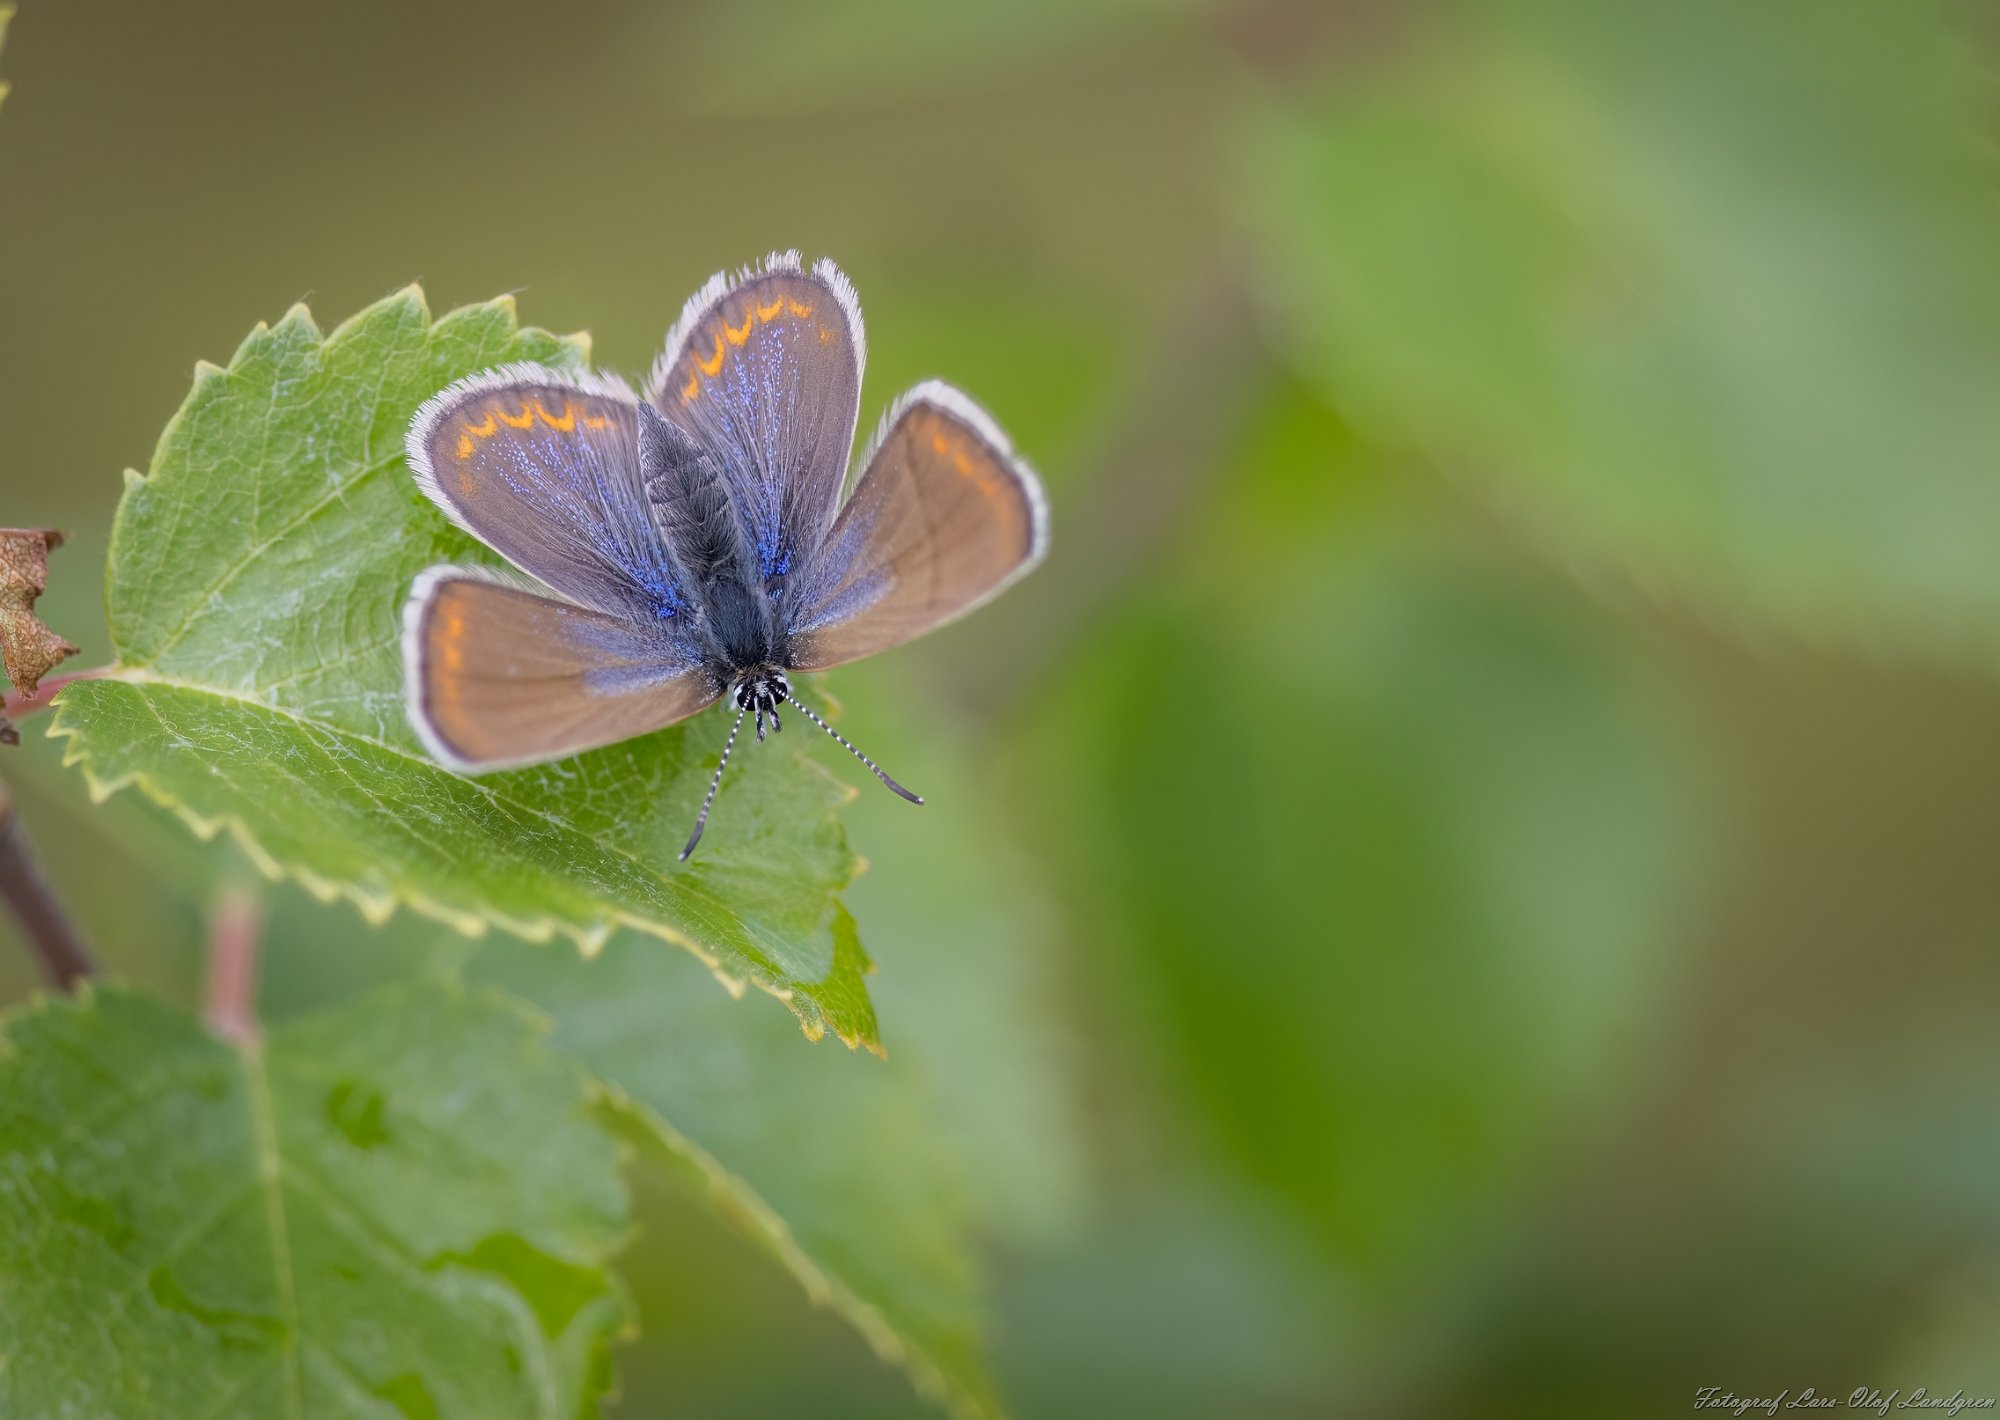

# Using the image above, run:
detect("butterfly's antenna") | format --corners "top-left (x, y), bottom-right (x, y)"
top-left (680, 707), bottom-right (748, 861)
top-left (790, 698), bottom-right (924, 805)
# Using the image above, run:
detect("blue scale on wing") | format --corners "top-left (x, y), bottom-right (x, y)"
top-left (703, 327), bottom-right (803, 581)
top-left (472, 411), bottom-right (692, 640)
top-left (650, 261), bottom-right (865, 602)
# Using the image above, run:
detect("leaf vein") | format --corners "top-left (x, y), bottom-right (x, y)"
top-left (241, 1042), bottom-right (304, 1420)
top-left (142, 448), bottom-right (403, 667)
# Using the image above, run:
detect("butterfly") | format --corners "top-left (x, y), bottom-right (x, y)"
top-left (400, 252), bottom-right (1048, 858)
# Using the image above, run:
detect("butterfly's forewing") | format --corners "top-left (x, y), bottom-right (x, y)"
top-left (645, 252), bottom-right (863, 582)
top-left (403, 567), bottom-right (719, 771)
top-left (408, 364), bottom-right (688, 627)
top-left (788, 381), bottom-right (1048, 670)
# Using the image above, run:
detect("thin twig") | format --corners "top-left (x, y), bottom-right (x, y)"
top-left (204, 885), bottom-right (265, 1045)
top-left (0, 778), bottom-right (97, 990)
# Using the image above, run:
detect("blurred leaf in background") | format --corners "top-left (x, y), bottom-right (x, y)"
top-left (1248, 0), bottom-right (2000, 666)
top-left (1020, 373), bottom-right (1703, 1317)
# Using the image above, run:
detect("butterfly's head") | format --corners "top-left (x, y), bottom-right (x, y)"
top-left (731, 668), bottom-right (790, 716)
top-left (731, 668), bottom-right (790, 742)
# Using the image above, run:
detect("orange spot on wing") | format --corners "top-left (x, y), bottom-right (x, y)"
top-left (723, 309), bottom-right (755, 345)
top-left (462, 412), bottom-right (497, 439)
top-left (680, 375), bottom-right (699, 405)
top-left (695, 333), bottom-right (727, 377)
top-left (756, 297), bottom-right (785, 322)
top-left (496, 402), bottom-right (536, 429)
top-left (456, 433), bottom-right (474, 459)
top-left (818, 325), bottom-right (834, 344)
top-left (456, 468), bottom-right (475, 495)
top-left (535, 399), bottom-right (576, 431)
top-left (582, 413), bottom-right (611, 429)
top-left (931, 433), bottom-right (952, 454)
top-left (439, 612), bottom-right (466, 670)
top-left (787, 299), bottom-right (814, 318)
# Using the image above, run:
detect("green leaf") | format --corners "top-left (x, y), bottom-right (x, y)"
top-left (477, 932), bottom-right (999, 1418)
top-left (469, 711), bottom-right (1086, 1420)
top-left (1246, 0), bottom-right (2000, 664)
top-left (482, 932), bottom-right (997, 1416)
top-left (50, 289), bottom-right (878, 1050)
top-left (0, 980), bottom-right (630, 1418)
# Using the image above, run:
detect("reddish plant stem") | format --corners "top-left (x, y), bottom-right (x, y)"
top-left (2, 664), bottom-right (112, 725)
top-left (0, 779), bottom-right (97, 991)
top-left (204, 886), bottom-right (265, 1045)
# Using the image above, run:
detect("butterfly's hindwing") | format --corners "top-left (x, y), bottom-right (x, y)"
top-left (403, 566), bottom-right (718, 772)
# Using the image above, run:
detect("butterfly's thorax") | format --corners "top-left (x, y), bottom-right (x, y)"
top-left (635, 401), bottom-right (794, 678)
top-left (697, 571), bottom-right (789, 678)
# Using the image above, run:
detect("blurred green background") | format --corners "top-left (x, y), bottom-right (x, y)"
top-left (8, 0), bottom-right (2000, 1413)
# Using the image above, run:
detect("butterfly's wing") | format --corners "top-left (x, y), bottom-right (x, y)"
top-left (787, 381), bottom-right (1048, 670)
top-left (644, 251), bottom-right (864, 583)
top-left (403, 567), bottom-right (720, 772)
top-left (408, 363), bottom-right (688, 626)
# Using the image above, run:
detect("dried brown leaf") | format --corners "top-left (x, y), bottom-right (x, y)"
top-left (0, 529), bottom-right (80, 696)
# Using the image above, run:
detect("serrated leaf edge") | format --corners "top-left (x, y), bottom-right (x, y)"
top-left (110, 288), bottom-right (589, 666)
top-left (45, 677), bottom-right (881, 1054)
top-left (606, 1089), bottom-right (1000, 1420)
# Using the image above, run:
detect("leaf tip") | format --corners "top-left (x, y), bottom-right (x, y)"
top-left (82, 769), bottom-right (124, 806)
top-left (574, 920), bottom-right (613, 958)
top-left (386, 282), bottom-right (432, 324)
